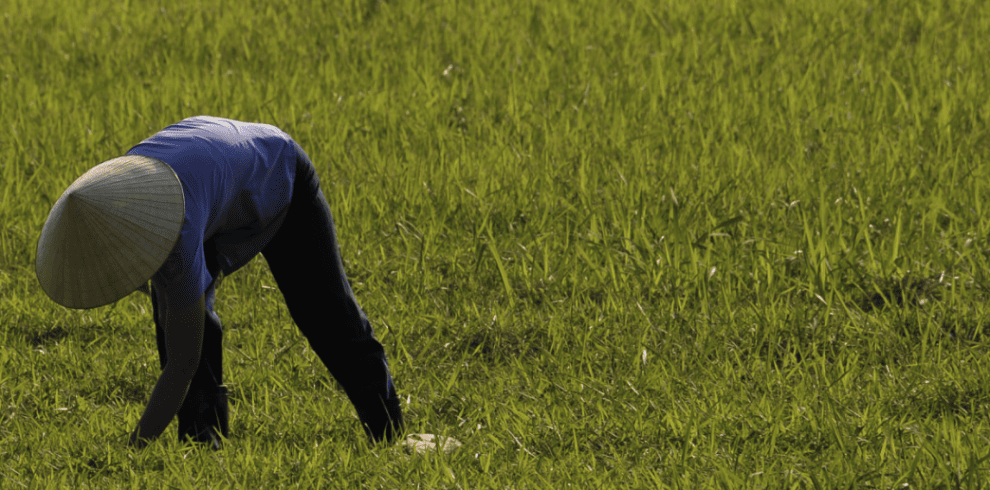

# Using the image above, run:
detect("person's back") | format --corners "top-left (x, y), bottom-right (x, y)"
top-left (128, 116), bottom-right (298, 308)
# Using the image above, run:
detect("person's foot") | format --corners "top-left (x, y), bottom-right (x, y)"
top-left (356, 395), bottom-right (404, 444)
top-left (204, 428), bottom-right (223, 451)
top-left (184, 426), bottom-right (223, 450)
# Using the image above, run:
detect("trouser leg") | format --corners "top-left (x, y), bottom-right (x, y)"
top-left (152, 284), bottom-right (228, 447)
top-left (260, 148), bottom-right (403, 443)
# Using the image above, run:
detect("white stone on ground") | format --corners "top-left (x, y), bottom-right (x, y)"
top-left (401, 433), bottom-right (463, 454)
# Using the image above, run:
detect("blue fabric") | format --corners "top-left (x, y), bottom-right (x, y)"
top-left (126, 116), bottom-right (297, 312)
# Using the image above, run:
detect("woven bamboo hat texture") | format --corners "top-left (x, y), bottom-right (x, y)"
top-left (36, 155), bottom-right (185, 309)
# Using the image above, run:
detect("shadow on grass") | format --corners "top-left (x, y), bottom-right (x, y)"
top-left (16, 322), bottom-right (128, 347)
top-left (858, 272), bottom-right (946, 313)
top-left (884, 380), bottom-right (990, 419)
top-left (453, 325), bottom-right (544, 365)
top-left (24, 324), bottom-right (70, 346)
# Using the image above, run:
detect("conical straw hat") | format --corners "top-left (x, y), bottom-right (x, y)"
top-left (36, 155), bottom-right (185, 309)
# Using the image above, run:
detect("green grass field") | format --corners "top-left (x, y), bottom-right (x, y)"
top-left (3, 0), bottom-right (990, 486)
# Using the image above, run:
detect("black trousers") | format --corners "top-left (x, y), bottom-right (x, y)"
top-left (151, 144), bottom-right (403, 446)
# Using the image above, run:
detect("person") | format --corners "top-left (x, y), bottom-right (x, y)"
top-left (35, 116), bottom-right (404, 449)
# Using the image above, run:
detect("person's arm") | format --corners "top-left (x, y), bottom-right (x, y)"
top-left (128, 293), bottom-right (206, 448)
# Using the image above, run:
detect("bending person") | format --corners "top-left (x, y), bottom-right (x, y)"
top-left (35, 115), bottom-right (404, 449)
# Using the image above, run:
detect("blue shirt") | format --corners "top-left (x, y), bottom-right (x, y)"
top-left (127, 116), bottom-right (298, 312)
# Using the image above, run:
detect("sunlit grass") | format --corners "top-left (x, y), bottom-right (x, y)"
top-left (3, 0), bottom-right (990, 486)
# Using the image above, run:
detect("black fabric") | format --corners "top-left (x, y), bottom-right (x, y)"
top-left (260, 147), bottom-right (403, 443)
top-left (151, 145), bottom-right (403, 446)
